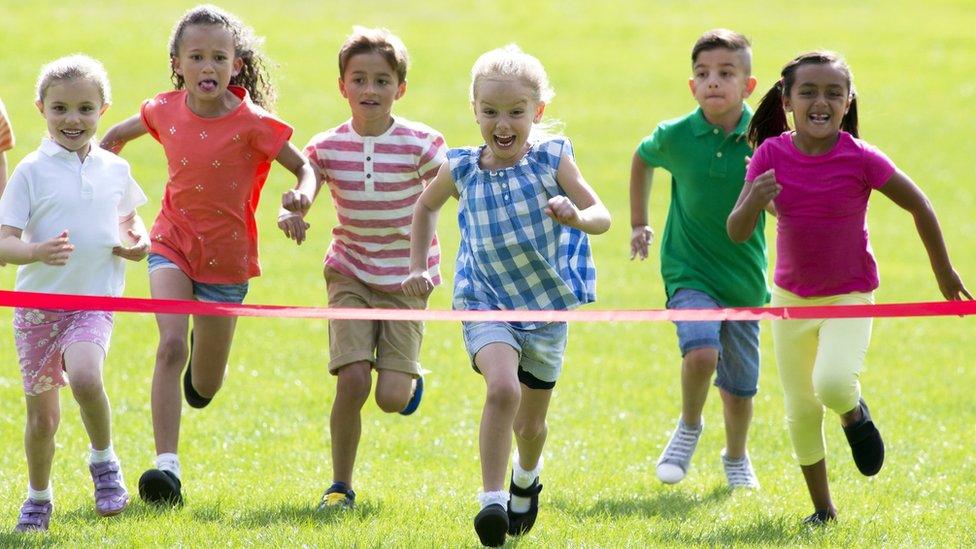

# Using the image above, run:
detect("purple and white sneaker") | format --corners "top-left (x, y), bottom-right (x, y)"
top-left (90, 460), bottom-right (129, 517)
top-left (14, 499), bottom-right (52, 532)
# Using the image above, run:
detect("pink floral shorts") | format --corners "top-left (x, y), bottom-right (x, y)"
top-left (13, 309), bottom-right (113, 396)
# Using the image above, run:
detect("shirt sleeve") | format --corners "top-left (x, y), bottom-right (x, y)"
top-left (139, 97), bottom-right (161, 142)
top-left (248, 109), bottom-right (294, 162)
top-left (745, 141), bottom-right (771, 183)
top-left (418, 131), bottom-right (447, 181)
top-left (860, 141), bottom-right (897, 189)
top-left (636, 124), bottom-right (668, 169)
top-left (117, 162), bottom-right (149, 217)
top-left (303, 135), bottom-right (327, 174)
top-left (0, 162), bottom-right (32, 229)
top-left (0, 98), bottom-right (14, 152)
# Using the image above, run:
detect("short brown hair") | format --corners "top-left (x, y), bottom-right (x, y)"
top-left (692, 29), bottom-right (752, 75)
top-left (338, 26), bottom-right (409, 83)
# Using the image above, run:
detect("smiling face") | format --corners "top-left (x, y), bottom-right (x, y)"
top-left (689, 47), bottom-right (757, 123)
top-left (172, 24), bottom-right (243, 110)
top-left (36, 77), bottom-right (107, 159)
top-left (339, 51), bottom-right (405, 135)
top-left (472, 76), bottom-right (544, 169)
top-left (784, 63), bottom-right (852, 152)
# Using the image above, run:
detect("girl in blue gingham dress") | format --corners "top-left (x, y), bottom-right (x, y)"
top-left (403, 45), bottom-right (611, 547)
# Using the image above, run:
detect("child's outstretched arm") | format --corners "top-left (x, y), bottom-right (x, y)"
top-left (550, 153), bottom-right (611, 235)
top-left (727, 169), bottom-right (781, 242)
top-left (402, 163), bottom-right (456, 297)
top-left (113, 213), bottom-right (150, 261)
top-left (99, 114), bottom-right (148, 154)
top-left (629, 151), bottom-right (654, 260)
top-left (0, 226), bottom-right (73, 266)
top-left (276, 143), bottom-right (316, 245)
top-left (878, 171), bottom-right (972, 300)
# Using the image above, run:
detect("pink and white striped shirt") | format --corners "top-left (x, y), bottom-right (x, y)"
top-left (305, 117), bottom-right (447, 292)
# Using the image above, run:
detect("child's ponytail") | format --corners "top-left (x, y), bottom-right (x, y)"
top-left (842, 94), bottom-right (859, 138)
top-left (747, 82), bottom-right (789, 148)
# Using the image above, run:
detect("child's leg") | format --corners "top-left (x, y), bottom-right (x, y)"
top-left (512, 387), bottom-right (552, 472)
top-left (719, 390), bottom-right (752, 457)
top-left (811, 316), bottom-right (872, 420)
top-left (681, 348), bottom-right (719, 425)
top-left (186, 314), bottom-right (237, 398)
top-left (148, 267), bottom-right (193, 456)
top-left (331, 361), bottom-right (372, 486)
top-left (64, 342), bottom-right (111, 452)
top-left (24, 390), bottom-right (61, 495)
top-left (800, 459), bottom-right (835, 519)
top-left (476, 343), bottom-right (522, 493)
top-left (715, 320), bottom-right (761, 459)
top-left (374, 370), bottom-right (414, 413)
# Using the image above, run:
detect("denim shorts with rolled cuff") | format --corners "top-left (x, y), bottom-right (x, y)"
top-left (462, 321), bottom-right (568, 390)
top-left (147, 252), bottom-right (249, 303)
top-left (667, 287), bottom-right (760, 398)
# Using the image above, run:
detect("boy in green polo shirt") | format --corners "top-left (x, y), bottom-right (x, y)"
top-left (629, 29), bottom-right (768, 488)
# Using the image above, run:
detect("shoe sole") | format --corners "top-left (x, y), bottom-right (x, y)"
top-left (474, 506), bottom-right (508, 547)
top-left (138, 471), bottom-right (183, 506)
top-left (96, 498), bottom-right (129, 517)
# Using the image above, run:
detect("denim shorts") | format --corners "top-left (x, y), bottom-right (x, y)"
top-left (147, 253), bottom-right (249, 303)
top-left (667, 288), bottom-right (760, 397)
top-left (462, 321), bottom-right (568, 390)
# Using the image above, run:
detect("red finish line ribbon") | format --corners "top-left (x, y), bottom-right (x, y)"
top-left (1, 290), bottom-right (974, 322)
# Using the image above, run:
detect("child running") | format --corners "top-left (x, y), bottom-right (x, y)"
top-left (0, 55), bottom-right (149, 532)
top-left (402, 45), bottom-right (611, 547)
top-left (0, 96), bottom-right (14, 193)
top-left (630, 29), bottom-right (766, 489)
top-left (280, 26), bottom-right (447, 509)
top-left (727, 50), bottom-right (971, 524)
top-left (99, 4), bottom-right (314, 506)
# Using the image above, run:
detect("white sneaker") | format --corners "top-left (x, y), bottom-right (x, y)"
top-left (721, 450), bottom-right (759, 489)
top-left (656, 419), bottom-right (702, 484)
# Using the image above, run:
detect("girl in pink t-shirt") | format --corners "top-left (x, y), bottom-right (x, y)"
top-left (727, 51), bottom-right (970, 526)
top-left (99, 5), bottom-right (315, 507)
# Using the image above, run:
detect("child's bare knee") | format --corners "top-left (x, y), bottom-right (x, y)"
top-left (156, 337), bottom-right (188, 369)
top-left (514, 417), bottom-right (547, 442)
top-left (684, 348), bottom-right (718, 375)
top-left (27, 408), bottom-right (60, 440)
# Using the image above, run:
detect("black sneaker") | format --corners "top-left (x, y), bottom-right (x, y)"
top-left (318, 482), bottom-right (356, 510)
top-left (138, 468), bottom-right (183, 506)
top-left (183, 331), bottom-right (212, 409)
top-left (507, 473), bottom-right (543, 536)
top-left (802, 509), bottom-right (835, 526)
top-left (843, 398), bottom-right (884, 476)
top-left (473, 503), bottom-right (508, 547)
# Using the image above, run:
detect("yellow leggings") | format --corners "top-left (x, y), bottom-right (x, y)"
top-left (771, 286), bottom-right (874, 466)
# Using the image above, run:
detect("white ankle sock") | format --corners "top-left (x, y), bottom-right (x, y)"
top-left (477, 490), bottom-right (509, 509)
top-left (28, 485), bottom-right (52, 503)
top-left (510, 450), bottom-right (542, 514)
top-left (90, 444), bottom-right (117, 464)
top-left (156, 453), bottom-right (181, 479)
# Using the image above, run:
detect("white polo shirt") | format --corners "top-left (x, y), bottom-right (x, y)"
top-left (0, 138), bottom-right (148, 296)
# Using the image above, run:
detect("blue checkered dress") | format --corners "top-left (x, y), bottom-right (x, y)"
top-left (450, 137), bottom-right (596, 329)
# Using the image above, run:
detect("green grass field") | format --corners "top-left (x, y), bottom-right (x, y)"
top-left (1, 0), bottom-right (975, 546)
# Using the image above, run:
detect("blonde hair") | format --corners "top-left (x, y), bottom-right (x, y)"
top-left (469, 44), bottom-right (555, 103)
top-left (36, 54), bottom-right (112, 104)
top-left (338, 26), bottom-right (409, 83)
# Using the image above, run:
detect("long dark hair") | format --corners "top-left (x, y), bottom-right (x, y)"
top-left (748, 51), bottom-right (859, 148)
top-left (168, 4), bottom-right (276, 109)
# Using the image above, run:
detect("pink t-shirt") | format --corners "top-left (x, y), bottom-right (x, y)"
top-left (746, 131), bottom-right (896, 297)
top-left (304, 118), bottom-right (446, 292)
top-left (141, 86), bottom-right (292, 283)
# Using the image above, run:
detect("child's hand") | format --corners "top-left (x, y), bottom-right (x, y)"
top-left (935, 267), bottom-right (973, 301)
top-left (402, 270), bottom-right (433, 297)
top-left (278, 212), bottom-right (310, 245)
top-left (282, 190), bottom-right (312, 217)
top-left (545, 195), bottom-right (580, 226)
top-left (745, 169), bottom-right (781, 209)
top-left (32, 230), bottom-right (74, 266)
top-left (630, 225), bottom-right (654, 260)
top-left (112, 229), bottom-right (149, 261)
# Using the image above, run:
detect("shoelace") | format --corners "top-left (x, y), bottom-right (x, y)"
top-left (724, 459), bottom-right (757, 486)
top-left (662, 426), bottom-right (700, 464)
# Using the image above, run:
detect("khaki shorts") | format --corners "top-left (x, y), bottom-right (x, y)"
top-left (325, 267), bottom-right (428, 376)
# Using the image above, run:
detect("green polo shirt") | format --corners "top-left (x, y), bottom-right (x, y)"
top-left (637, 106), bottom-right (769, 307)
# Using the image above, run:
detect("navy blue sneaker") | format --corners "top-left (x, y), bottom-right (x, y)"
top-left (398, 375), bottom-right (424, 416)
top-left (183, 331), bottom-right (212, 409)
top-left (318, 482), bottom-right (356, 509)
